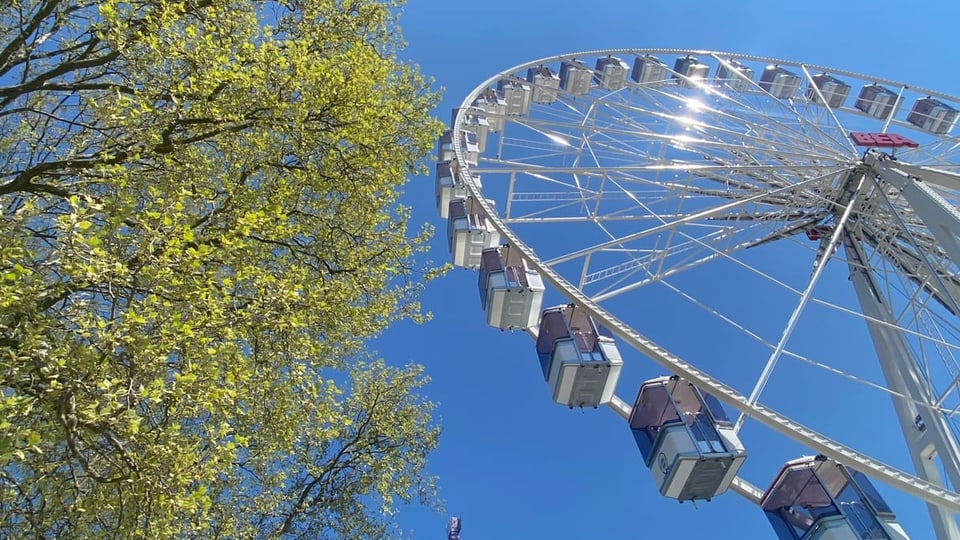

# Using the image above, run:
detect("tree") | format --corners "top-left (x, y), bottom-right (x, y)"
top-left (0, 0), bottom-right (444, 536)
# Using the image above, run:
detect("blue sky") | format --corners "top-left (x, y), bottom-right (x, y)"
top-left (382, 1), bottom-right (960, 538)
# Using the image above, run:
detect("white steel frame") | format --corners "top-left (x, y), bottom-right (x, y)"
top-left (451, 49), bottom-right (960, 538)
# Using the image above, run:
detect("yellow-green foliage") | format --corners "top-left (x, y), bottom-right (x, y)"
top-left (0, 0), bottom-right (444, 536)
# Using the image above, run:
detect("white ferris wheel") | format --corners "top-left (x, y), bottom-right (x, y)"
top-left (436, 49), bottom-right (960, 539)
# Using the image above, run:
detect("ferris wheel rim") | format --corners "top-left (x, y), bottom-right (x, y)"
top-left (448, 48), bottom-right (960, 516)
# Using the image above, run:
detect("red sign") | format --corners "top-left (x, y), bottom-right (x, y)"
top-left (849, 132), bottom-right (919, 148)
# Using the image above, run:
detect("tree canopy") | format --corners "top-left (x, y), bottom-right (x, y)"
top-left (0, 0), bottom-right (444, 536)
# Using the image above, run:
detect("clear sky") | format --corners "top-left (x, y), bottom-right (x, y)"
top-left (381, 1), bottom-right (960, 538)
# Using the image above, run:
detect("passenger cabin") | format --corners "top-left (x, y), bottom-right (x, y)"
top-left (762, 456), bottom-right (909, 540)
top-left (595, 56), bottom-right (630, 90)
top-left (437, 130), bottom-right (479, 166)
top-left (907, 96), bottom-right (958, 135)
top-left (478, 245), bottom-right (545, 330)
top-left (673, 56), bottom-right (709, 87)
top-left (628, 376), bottom-right (746, 502)
top-left (447, 198), bottom-right (501, 269)
top-left (535, 305), bottom-right (623, 408)
top-left (437, 130), bottom-right (454, 163)
top-left (447, 516), bottom-right (463, 540)
top-left (855, 84), bottom-right (900, 119)
top-left (560, 60), bottom-right (593, 96)
top-left (436, 161), bottom-right (462, 219)
top-left (760, 65), bottom-right (800, 99)
top-left (806, 74), bottom-right (850, 108)
top-left (436, 161), bottom-right (481, 219)
top-left (716, 59), bottom-right (754, 92)
top-left (452, 107), bottom-right (491, 153)
top-left (460, 130), bottom-right (480, 166)
top-left (631, 55), bottom-right (668, 85)
top-left (527, 65), bottom-right (561, 104)
top-left (497, 78), bottom-right (533, 117)
top-left (473, 89), bottom-right (507, 132)
top-left (447, 517), bottom-right (462, 540)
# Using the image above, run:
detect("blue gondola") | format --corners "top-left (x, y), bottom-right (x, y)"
top-left (535, 304), bottom-right (623, 408)
top-left (762, 456), bottom-right (909, 540)
top-left (628, 376), bottom-right (746, 502)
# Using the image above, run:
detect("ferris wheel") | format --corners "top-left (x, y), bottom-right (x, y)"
top-left (437, 49), bottom-right (960, 539)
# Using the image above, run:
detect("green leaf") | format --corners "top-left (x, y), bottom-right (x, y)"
top-left (0, 0), bottom-right (445, 536)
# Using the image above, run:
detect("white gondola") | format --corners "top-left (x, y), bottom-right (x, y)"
top-left (452, 107), bottom-right (490, 153)
top-left (762, 456), bottom-right (909, 540)
top-left (435, 128), bottom-right (477, 167)
top-left (628, 376), bottom-right (746, 502)
top-left (594, 56), bottom-right (629, 90)
top-left (805, 73), bottom-right (850, 108)
top-left (447, 198), bottom-right (500, 269)
top-left (560, 59), bottom-right (592, 96)
top-left (716, 59), bottom-right (754, 92)
top-left (437, 130), bottom-right (454, 162)
top-left (760, 65), bottom-right (800, 99)
top-left (631, 55), bottom-right (668, 85)
top-left (673, 56), bottom-right (709, 87)
top-left (535, 305), bottom-right (623, 408)
top-left (526, 65), bottom-right (561, 104)
top-left (473, 89), bottom-right (507, 132)
top-left (907, 96), bottom-right (958, 135)
top-left (855, 84), bottom-right (900, 119)
top-left (478, 245), bottom-right (545, 330)
top-left (436, 161), bottom-right (481, 219)
top-left (497, 78), bottom-right (532, 117)
top-left (460, 130), bottom-right (480, 166)
top-left (436, 161), bottom-right (462, 219)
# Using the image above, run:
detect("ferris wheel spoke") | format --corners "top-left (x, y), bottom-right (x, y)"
top-left (863, 226), bottom-right (960, 317)
top-left (907, 138), bottom-right (960, 169)
top-left (551, 78), bottom-right (853, 165)
top-left (860, 186), bottom-right (960, 316)
top-left (542, 171), bottom-right (833, 267)
top-left (709, 56), bottom-right (855, 157)
top-left (796, 64), bottom-right (860, 156)
top-left (607, 87), bottom-right (851, 163)
top-left (858, 242), bottom-right (960, 386)
top-left (581, 210), bottom-right (837, 304)
top-left (649, 266), bottom-right (960, 418)
top-left (503, 113), bottom-right (841, 168)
